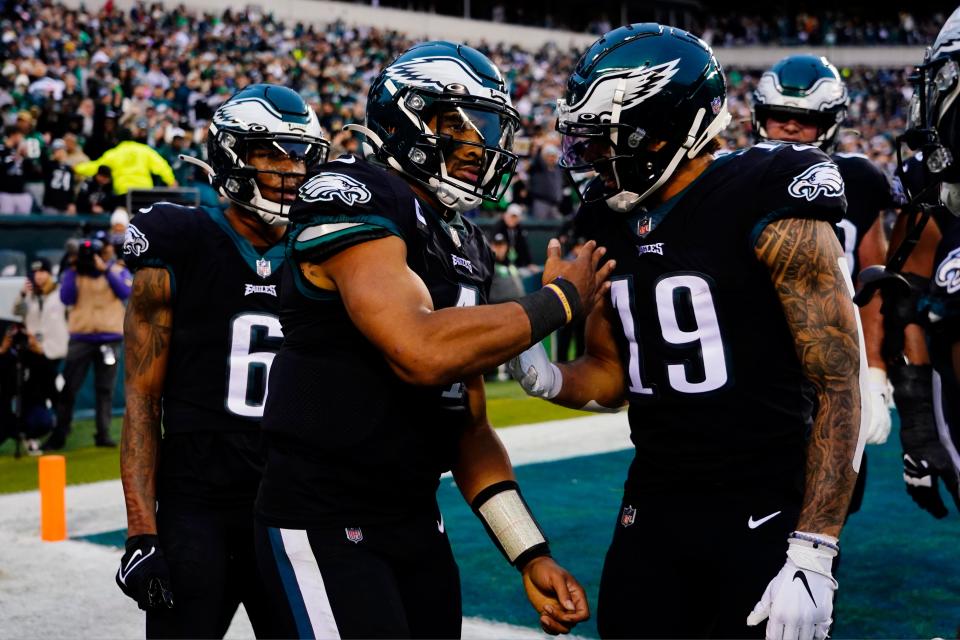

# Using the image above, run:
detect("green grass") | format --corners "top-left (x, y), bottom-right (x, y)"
top-left (0, 382), bottom-right (589, 494)
top-left (0, 416), bottom-right (122, 494)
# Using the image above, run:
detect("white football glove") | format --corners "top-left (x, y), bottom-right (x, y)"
top-left (864, 367), bottom-right (892, 445)
top-left (747, 534), bottom-right (838, 640)
top-left (506, 342), bottom-right (562, 400)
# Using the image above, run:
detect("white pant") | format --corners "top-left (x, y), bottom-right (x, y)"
top-left (0, 192), bottom-right (34, 214)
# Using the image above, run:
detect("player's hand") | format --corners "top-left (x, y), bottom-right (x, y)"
top-left (116, 534), bottom-right (174, 610)
top-left (864, 367), bottom-right (892, 445)
top-left (747, 537), bottom-right (837, 640)
top-left (521, 556), bottom-right (590, 635)
top-left (542, 238), bottom-right (615, 316)
top-left (507, 342), bottom-right (561, 400)
top-left (901, 409), bottom-right (960, 519)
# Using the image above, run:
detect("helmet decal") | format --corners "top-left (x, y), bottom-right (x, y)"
top-left (384, 56), bottom-right (508, 102)
top-left (934, 246), bottom-right (960, 294)
top-left (215, 98), bottom-right (309, 133)
top-left (566, 58), bottom-right (681, 119)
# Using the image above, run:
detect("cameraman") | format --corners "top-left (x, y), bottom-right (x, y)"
top-left (44, 237), bottom-right (131, 450)
top-left (12, 258), bottom-right (68, 367)
top-left (0, 322), bottom-right (57, 454)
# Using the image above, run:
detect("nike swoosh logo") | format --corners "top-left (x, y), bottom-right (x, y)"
top-left (747, 510), bottom-right (782, 529)
top-left (793, 570), bottom-right (817, 606)
top-left (333, 155), bottom-right (356, 164)
top-left (117, 546), bottom-right (155, 585)
top-left (437, 516), bottom-right (445, 534)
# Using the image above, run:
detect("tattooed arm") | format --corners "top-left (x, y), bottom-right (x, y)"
top-left (755, 218), bottom-right (862, 537)
top-left (120, 267), bottom-right (172, 536)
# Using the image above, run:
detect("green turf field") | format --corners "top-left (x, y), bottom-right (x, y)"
top-left (0, 381), bottom-right (589, 494)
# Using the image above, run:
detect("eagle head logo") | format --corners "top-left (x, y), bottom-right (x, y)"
top-left (122, 224), bottom-right (150, 258)
top-left (787, 161), bottom-right (845, 202)
top-left (935, 247), bottom-right (960, 295)
top-left (299, 173), bottom-right (373, 207)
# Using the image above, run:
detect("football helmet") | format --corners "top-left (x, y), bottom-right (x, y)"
top-left (901, 6), bottom-right (960, 212)
top-left (556, 23), bottom-right (731, 212)
top-left (203, 84), bottom-right (329, 225)
top-left (350, 41), bottom-right (520, 213)
top-left (752, 55), bottom-right (849, 150)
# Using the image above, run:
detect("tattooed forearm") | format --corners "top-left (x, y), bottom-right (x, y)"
top-left (755, 218), bottom-right (861, 537)
top-left (121, 267), bottom-right (172, 536)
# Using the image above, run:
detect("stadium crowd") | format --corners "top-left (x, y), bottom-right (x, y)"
top-left (0, 0), bottom-right (920, 219)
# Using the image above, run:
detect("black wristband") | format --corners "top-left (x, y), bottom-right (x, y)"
top-left (515, 278), bottom-right (584, 345)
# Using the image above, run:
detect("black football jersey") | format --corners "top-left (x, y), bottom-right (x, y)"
top-left (832, 152), bottom-right (898, 278)
top-left (575, 143), bottom-right (847, 497)
top-left (920, 222), bottom-right (960, 447)
top-left (123, 203), bottom-right (285, 434)
top-left (256, 156), bottom-right (494, 527)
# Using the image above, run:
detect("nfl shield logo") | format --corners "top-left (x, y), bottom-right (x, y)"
top-left (345, 527), bottom-right (363, 544)
top-left (620, 505), bottom-right (637, 527)
top-left (256, 258), bottom-right (271, 279)
top-left (711, 96), bottom-right (722, 115)
top-left (636, 217), bottom-right (653, 237)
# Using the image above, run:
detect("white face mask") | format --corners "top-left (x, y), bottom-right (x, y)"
top-left (941, 182), bottom-right (960, 216)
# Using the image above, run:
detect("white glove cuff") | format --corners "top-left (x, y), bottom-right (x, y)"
top-left (867, 366), bottom-right (888, 391)
top-left (787, 533), bottom-right (838, 578)
top-left (542, 362), bottom-right (562, 399)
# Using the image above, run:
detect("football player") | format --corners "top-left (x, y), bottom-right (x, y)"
top-left (752, 55), bottom-right (896, 452)
top-left (897, 7), bottom-right (960, 519)
top-left (252, 42), bottom-right (606, 638)
top-left (116, 84), bottom-right (329, 637)
top-left (509, 24), bottom-right (863, 639)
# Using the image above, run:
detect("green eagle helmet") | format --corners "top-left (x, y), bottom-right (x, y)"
top-left (350, 41), bottom-right (520, 213)
top-left (558, 23), bottom-right (731, 213)
top-left (752, 55), bottom-right (849, 151)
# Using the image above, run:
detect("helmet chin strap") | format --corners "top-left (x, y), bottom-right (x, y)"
top-left (182, 154), bottom-right (289, 226)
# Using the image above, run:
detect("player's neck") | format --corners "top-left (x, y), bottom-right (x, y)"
top-left (224, 206), bottom-right (285, 248)
top-left (649, 153), bottom-right (715, 206)
top-left (406, 180), bottom-right (455, 221)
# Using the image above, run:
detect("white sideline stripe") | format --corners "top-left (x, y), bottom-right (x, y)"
top-left (278, 528), bottom-right (341, 639)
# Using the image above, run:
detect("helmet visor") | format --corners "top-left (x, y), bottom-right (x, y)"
top-left (245, 134), bottom-right (330, 168)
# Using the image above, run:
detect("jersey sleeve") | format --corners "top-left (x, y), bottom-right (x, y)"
top-left (288, 160), bottom-right (412, 263)
top-left (123, 203), bottom-right (197, 274)
top-left (923, 238), bottom-right (960, 344)
top-left (748, 145), bottom-right (848, 247)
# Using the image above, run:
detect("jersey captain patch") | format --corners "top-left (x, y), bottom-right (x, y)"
top-left (787, 161), bottom-right (845, 202)
top-left (299, 172), bottom-right (373, 206)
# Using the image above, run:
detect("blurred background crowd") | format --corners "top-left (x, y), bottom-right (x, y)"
top-left (0, 0), bottom-right (925, 222)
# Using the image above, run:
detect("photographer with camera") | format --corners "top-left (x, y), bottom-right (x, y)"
top-left (44, 237), bottom-right (131, 450)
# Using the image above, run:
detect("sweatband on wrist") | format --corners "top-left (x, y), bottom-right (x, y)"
top-left (515, 278), bottom-right (583, 345)
top-left (471, 480), bottom-right (551, 571)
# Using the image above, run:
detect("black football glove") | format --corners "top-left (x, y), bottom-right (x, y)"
top-left (894, 364), bottom-right (960, 519)
top-left (116, 534), bottom-right (175, 610)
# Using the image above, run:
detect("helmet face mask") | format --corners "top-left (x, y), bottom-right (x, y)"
top-left (208, 84), bottom-right (330, 226)
top-left (362, 42), bottom-right (520, 213)
top-left (556, 24), bottom-right (731, 213)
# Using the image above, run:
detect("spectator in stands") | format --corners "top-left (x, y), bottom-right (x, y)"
top-left (490, 203), bottom-right (535, 269)
top-left (156, 127), bottom-right (197, 187)
top-left (76, 165), bottom-right (117, 215)
top-left (61, 133), bottom-right (90, 167)
top-left (42, 139), bottom-right (76, 214)
top-left (1, 127), bottom-right (36, 214)
top-left (14, 110), bottom-right (45, 207)
top-left (488, 232), bottom-right (527, 304)
top-left (74, 128), bottom-right (176, 197)
top-left (44, 236), bottom-right (131, 451)
top-left (528, 143), bottom-right (566, 219)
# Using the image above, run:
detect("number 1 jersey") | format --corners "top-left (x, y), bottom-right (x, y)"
top-left (575, 143), bottom-right (847, 497)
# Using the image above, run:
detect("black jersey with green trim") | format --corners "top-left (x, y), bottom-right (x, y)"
top-left (123, 203), bottom-right (285, 435)
top-left (256, 155), bottom-right (494, 527)
top-left (575, 142), bottom-right (847, 497)
top-left (832, 152), bottom-right (899, 277)
top-left (920, 223), bottom-right (960, 450)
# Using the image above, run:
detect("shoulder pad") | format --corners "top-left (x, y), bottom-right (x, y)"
top-left (123, 203), bottom-right (204, 272)
top-left (289, 158), bottom-right (415, 262)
